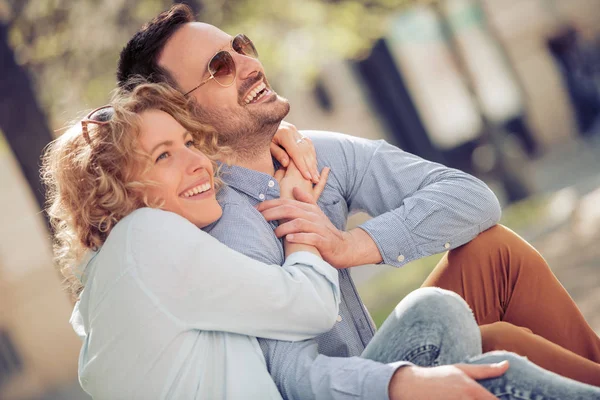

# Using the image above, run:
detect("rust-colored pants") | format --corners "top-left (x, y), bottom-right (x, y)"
top-left (421, 225), bottom-right (600, 386)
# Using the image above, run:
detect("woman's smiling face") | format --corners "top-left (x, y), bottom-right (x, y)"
top-left (137, 109), bottom-right (222, 228)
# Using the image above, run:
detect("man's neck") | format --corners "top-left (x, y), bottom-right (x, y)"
top-left (227, 147), bottom-right (275, 176)
top-left (220, 123), bottom-right (280, 176)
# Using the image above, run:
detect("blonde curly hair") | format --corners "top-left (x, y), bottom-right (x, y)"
top-left (42, 80), bottom-right (227, 299)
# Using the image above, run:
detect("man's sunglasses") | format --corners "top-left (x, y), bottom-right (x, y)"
top-left (183, 34), bottom-right (258, 96)
top-left (81, 105), bottom-right (113, 144)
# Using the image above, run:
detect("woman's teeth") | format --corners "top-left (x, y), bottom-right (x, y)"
top-left (182, 182), bottom-right (211, 197)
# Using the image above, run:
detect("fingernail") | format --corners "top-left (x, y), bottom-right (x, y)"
top-left (287, 234), bottom-right (294, 240)
top-left (282, 157), bottom-right (288, 165)
top-left (306, 171), bottom-right (312, 180)
top-left (494, 361), bottom-right (508, 367)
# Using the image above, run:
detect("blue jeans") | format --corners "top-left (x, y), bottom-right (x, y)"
top-left (361, 287), bottom-right (600, 399)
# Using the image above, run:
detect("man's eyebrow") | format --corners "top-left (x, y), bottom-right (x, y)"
top-left (150, 131), bottom-right (190, 155)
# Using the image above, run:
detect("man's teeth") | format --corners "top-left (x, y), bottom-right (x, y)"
top-left (182, 182), bottom-right (211, 197)
top-left (244, 82), bottom-right (267, 104)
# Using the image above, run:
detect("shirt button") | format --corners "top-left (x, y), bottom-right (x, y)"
top-left (444, 242), bottom-right (450, 249)
top-left (336, 315), bottom-right (343, 322)
top-left (268, 180), bottom-right (275, 188)
top-left (397, 254), bottom-right (405, 262)
top-left (259, 193), bottom-right (265, 200)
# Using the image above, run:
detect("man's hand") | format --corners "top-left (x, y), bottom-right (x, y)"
top-left (258, 188), bottom-right (355, 268)
top-left (389, 362), bottom-right (509, 400)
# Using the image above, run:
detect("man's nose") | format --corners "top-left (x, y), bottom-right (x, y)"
top-left (234, 52), bottom-right (262, 81)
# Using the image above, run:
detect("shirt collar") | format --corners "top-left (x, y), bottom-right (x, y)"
top-left (218, 159), bottom-right (281, 201)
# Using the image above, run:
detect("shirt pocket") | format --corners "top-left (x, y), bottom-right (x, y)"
top-left (318, 191), bottom-right (348, 230)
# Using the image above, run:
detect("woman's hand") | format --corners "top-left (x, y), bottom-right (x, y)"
top-left (270, 121), bottom-right (320, 184)
top-left (275, 161), bottom-right (329, 201)
top-left (272, 162), bottom-right (330, 259)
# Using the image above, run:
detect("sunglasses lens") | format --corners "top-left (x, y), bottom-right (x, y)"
top-left (208, 51), bottom-right (236, 86)
top-left (232, 34), bottom-right (258, 59)
top-left (88, 106), bottom-right (114, 122)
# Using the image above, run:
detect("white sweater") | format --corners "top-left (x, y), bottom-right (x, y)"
top-left (71, 208), bottom-right (340, 399)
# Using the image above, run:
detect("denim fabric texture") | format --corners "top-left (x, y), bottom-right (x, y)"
top-left (363, 288), bottom-right (600, 400)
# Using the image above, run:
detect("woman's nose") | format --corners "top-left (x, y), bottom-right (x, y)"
top-left (185, 148), bottom-right (211, 174)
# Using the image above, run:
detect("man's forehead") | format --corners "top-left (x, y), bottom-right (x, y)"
top-left (158, 22), bottom-right (230, 79)
top-left (170, 22), bottom-right (230, 51)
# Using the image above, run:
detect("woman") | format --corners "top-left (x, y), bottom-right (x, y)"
top-left (43, 82), bottom-right (336, 399)
top-left (43, 82), bottom-right (600, 399)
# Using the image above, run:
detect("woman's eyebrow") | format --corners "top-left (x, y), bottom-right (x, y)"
top-left (150, 131), bottom-right (190, 154)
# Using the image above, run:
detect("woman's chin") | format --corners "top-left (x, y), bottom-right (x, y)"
top-left (192, 203), bottom-right (223, 229)
top-left (159, 198), bottom-right (223, 229)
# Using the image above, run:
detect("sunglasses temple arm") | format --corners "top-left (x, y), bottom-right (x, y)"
top-left (184, 76), bottom-right (215, 96)
top-left (81, 121), bottom-right (92, 145)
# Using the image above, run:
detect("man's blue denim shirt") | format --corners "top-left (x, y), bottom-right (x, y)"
top-left (205, 130), bottom-right (501, 400)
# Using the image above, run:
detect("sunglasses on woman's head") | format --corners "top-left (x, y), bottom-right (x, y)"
top-left (81, 105), bottom-right (114, 145)
top-left (183, 34), bottom-right (259, 96)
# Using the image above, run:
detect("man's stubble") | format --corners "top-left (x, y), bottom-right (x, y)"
top-left (190, 96), bottom-right (291, 162)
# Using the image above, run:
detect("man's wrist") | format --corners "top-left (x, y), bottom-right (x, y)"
top-left (342, 228), bottom-right (383, 268)
top-left (284, 237), bottom-right (321, 258)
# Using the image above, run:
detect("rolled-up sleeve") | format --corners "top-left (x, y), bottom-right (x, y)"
top-left (307, 131), bottom-right (501, 267)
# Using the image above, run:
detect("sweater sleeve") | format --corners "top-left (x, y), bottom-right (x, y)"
top-left (128, 208), bottom-right (340, 341)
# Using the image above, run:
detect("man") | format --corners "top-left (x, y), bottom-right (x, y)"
top-left (115, 5), bottom-right (600, 397)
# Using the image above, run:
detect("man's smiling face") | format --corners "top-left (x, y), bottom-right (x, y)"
top-left (158, 23), bottom-right (290, 151)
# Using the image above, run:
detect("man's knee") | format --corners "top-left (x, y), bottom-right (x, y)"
top-left (447, 224), bottom-right (546, 278)
top-left (450, 224), bottom-right (536, 259)
top-left (466, 224), bottom-right (510, 246)
top-left (450, 225), bottom-right (509, 257)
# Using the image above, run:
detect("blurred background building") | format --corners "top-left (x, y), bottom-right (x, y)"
top-left (0, 0), bottom-right (599, 398)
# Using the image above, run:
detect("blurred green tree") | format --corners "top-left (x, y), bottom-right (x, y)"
top-left (0, 0), bottom-right (414, 212)
top-left (4, 0), bottom-right (414, 128)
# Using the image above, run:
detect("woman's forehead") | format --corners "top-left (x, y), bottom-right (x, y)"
top-left (138, 110), bottom-right (186, 144)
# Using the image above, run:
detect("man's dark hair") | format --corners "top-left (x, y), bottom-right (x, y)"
top-left (116, 4), bottom-right (195, 91)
